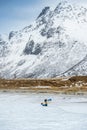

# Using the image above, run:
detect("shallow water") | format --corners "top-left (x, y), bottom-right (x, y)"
top-left (0, 92), bottom-right (87, 130)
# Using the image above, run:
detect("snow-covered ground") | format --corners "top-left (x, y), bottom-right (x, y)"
top-left (0, 92), bottom-right (87, 130)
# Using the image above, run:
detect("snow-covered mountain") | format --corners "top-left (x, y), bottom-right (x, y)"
top-left (62, 55), bottom-right (87, 76)
top-left (1, 1), bottom-right (87, 79)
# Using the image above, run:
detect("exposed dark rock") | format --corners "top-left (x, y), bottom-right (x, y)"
top-left (58, 41), bottom-right (65, 48)
top-left (33, 43), bottom-right (42, 55)
top-left (23, 40), bottom-right (34, 55)
top-left (9, 31), bottom-right (17, 40)
top-left (24, 41), bottom-right (41, 55)
top-left (17, 60), bottom-right (25, 66)
top-left (47, 28), bottom-right (55, 38)
top-left (40, 29), bottom-right (47, 36)
top-left (37, 6), bottom-right (50, 19)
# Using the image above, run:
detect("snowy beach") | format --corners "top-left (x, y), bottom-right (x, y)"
top-left (0, 92), bottom-right (87, 130)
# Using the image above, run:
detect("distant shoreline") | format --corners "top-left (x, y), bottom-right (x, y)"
top-left (0, 76), bottom-right (87, 94)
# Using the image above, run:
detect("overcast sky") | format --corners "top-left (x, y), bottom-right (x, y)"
top-left (0, 0), bottom-right (87, 34)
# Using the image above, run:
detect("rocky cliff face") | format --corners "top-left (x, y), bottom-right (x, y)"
top-left (1, 1), bottom-right (87, 79)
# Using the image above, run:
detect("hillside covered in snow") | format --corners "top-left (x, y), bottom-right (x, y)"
top-left (1, 1), bottom-right (87, 79)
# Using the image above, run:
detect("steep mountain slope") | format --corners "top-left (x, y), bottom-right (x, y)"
top-left (62, 55), bottom-right (87, 76)
top-left (1, 1), bottom-right (87, 79)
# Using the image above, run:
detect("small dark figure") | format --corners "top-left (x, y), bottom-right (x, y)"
top-left (44, 99), bottom-right (48, 106)
top-left (41, 99), bottom-right (48, 106)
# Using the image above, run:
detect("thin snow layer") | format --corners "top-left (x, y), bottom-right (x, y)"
top-left (0, 92), bottom-right (87, 130)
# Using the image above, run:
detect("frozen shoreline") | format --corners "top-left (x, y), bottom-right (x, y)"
top-left (0, 92), bottom-right (87, 130)
top-left (0, 88), bottom-right (87, 96)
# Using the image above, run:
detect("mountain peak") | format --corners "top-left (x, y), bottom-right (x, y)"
top-left (37, 6), bottom-right (50, 19)
top-left (54, 1), bottom-right (73, 13)
top-left (1, 1), bottom-right (87, 78)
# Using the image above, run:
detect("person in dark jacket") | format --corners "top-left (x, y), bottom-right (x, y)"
top-left (41, 99), bottom-right (48, 106)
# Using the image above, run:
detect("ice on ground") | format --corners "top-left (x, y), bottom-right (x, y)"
top-left (34, 86), bottom-right (51, 88)
top-left (0, 92), bottom-right (87, 130)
